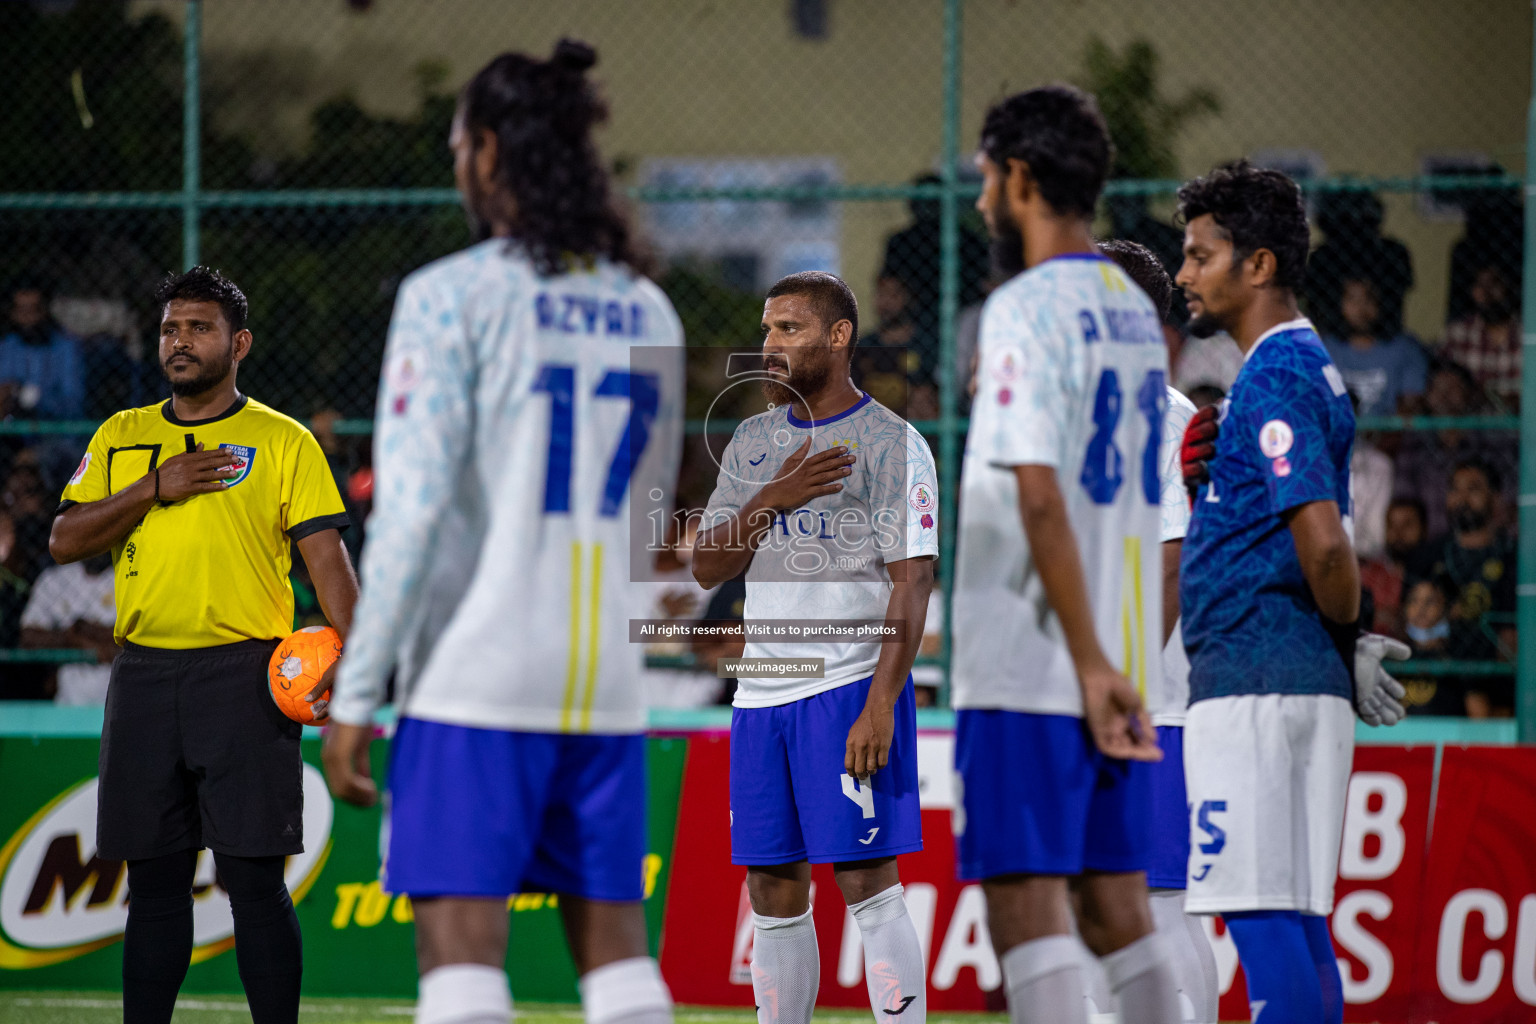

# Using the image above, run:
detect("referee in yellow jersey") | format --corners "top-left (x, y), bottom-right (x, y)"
top-left (49, 266), bottom-right (357, 1024)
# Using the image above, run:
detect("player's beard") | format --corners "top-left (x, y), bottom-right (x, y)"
top-left (1186, 307), bottom-right (1223, 339)
top-left (988, 204), bottom-right (1025, 282)
top-left (761, 345), bottom-right (832, 409)
top-left (163, 343), bottom-right (234, 398)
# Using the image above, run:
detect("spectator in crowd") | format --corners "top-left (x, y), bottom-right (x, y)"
top-left (1306, 189), bottom-right (1413, 339)
top-left (3, 452), bottom-right (56, 581)
top-left (20, 553), bottom-right (116, 705)
top-left (1417, 458), bottom-right (1516, 715)
top-left (881, 172), bottom-right (992, 331)
top-left (1322, 278), bottom-right (1427, 416)
top-left (690, 572), bottom-right (746, 705)
top-left (1359, 496), bottom-right (1430, 639)
top-left (0, 508), bottom-right (48, 700)
top-left (1393, 361), bottom-right (1514, 539)
top-left (0, 279), bottom-right (86, 422)
top-left (854, 273), bottom-right (939, 418)
top-left (1350, 422), bottom-right (1394, 561)
top-left (1440, 263), bottom-right (1522, 406)
top-left (1397, 576), bottom-right (1468, 717)
top-left (1446, 180), bottom-right (1521, 323)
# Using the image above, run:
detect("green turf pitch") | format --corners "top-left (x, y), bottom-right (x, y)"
top-left (1, 991), bottom-right (1017, 1024)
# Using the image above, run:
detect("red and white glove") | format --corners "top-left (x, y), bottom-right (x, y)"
top-left (1180, 404), bottom-right (1219, 506)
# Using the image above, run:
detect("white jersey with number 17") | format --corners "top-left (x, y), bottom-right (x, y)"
top-left (330, 239), bottom-right (684, 734)
top-left (952, 254), bottom-right (1168, 717)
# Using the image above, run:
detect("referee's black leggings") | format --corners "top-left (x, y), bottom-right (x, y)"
top-left (124, 849), bottom-right (302, 1024)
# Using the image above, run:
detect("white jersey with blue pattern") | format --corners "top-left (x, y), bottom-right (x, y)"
top-left (953, 254), bottom-right (1168, 717)
top-left (330, 240), bottom-right (684, 734)
top-left (701, 393), bottom-right (939, 707)
top-left (1155, 386), bottom-right (1196, 726)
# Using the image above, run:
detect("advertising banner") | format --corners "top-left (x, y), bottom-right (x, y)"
top-left (0, 735), bottom-right (686, 1000)
top-left (660, 733), bottom-right (1536, 1022)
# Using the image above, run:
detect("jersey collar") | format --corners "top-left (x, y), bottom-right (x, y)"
top-left (1244, 317), bottom-right (1315, 362)
top-left (161, 394), bottom-right (249, 426)
top-left (784, 390), bottom-right (871, 429)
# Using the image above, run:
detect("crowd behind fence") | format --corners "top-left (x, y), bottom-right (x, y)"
top-left (0, 0), bottom-right (1529, 723)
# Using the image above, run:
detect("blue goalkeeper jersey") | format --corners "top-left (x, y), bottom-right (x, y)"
top-left (1180, 319), bottom-right (1356, 705)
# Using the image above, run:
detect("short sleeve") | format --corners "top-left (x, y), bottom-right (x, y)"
top-left (58, 423), bottom-right (114, 508)
top-left (1160, 389), bottom-right (1196, 543)
top-left (701, 426), bottom-right (751, 524)
top-left (971, 289), bottom-right (1069, 468)
top-left (871, 422), bottom-right (940, 563)
top-left (281, 430), bottom-right (350, 540)
top-left (1241, 363), bottom-right (1338, 516)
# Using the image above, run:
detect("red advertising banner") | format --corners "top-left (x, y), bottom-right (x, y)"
top-left (661, 734), bottom-right (1536, 1022)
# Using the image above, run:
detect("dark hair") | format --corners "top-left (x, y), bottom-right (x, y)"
top-left (1408, 573), bottom-right (1456, 607)
top-left (1099, 238), bottom-right (1172, 322)
top-left (766, 271), bottom-right (859, 345)
top-left (154, 266), bottom-right (248, 333)
top-left (1175, 159), bottom-right (1311, 290)
top-left (1388, 495), bottom-right (1427, 528)
top-left (980, 85), bottom-right (1112, 218)
top-left (460, 39), bottom-right (640, 277)
top-left (1452, 455), bottom-right (1501, 493)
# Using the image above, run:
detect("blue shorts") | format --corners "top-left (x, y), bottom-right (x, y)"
top-left (730, 675), bottom-right (922, 865)
top-left (955, 709), bottom-right (1152, 880)
top-left (1147, 726), bottom-right (1190, 889)
top-left (383, 717), bottom-right (647, 901)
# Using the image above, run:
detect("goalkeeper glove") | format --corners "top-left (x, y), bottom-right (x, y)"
top-left (1322, 614), bottom-right (1409, 727)
top-left (1181, 404), bottom-right (1219, 505)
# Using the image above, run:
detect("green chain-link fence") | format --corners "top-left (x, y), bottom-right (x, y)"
top-left (0, 0), bottom-right (1530, 730)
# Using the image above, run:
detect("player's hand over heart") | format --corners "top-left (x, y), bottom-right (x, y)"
top-left (1180, 404), bottom-right (1219, 506)
top-left (155, 443), bottom-right (239, 501)
top-left (845, 701), bottom-right (895, 780)
top-left (321, 672), bottom-right (378, 808)
top-left (1079, 660), bottom-right (1162, 762)
top-left (756, 439), bottom-right (854, 513)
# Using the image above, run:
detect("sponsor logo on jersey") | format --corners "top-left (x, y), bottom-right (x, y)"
top-left (1272, 456), bottom-right (1292, 478)
top-left (0, 769), bottom-right (332, 968)
top-left (217, 445), bottom-right (257, 487)
top-left (920, 514), bottom-right (933, 530)
top-left (1259, 419), bottom-right (1294, 458)
top-left (67, 453), bottom-right (90, 487)
top-left (997, 387), bottom-right (1012, 406)
top-left (908, 483), bottom-right (935, 514)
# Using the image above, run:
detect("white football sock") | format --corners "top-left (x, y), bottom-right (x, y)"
top-left (416, 963), bottom-right (511, 1024)
top-left (751, 908), bottom-right (819, 1024)
top-left (848, 884), bottom-right (926, 1022)
top-left (1102, 933), bottom-right (1180, 1024)
top-left (579, 956), bottom-right (673, 1024)
top-left (1000, 935), bottom-right (1089, 1024)
top-left (1150, 891), bottom-right (1218, 1023)
top-left (1077, 934), bottom-right (1114, 1018)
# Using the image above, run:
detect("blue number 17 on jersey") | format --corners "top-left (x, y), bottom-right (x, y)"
top-left (533, 364), bottom-right (659, 516)
top-left (1080, 368), bottom-right (1165, 506)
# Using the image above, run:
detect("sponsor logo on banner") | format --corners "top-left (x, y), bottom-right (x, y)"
top-left (0, 767), bottom-right (333, 969)
top-left (217, 444), bottom-right (257, 488)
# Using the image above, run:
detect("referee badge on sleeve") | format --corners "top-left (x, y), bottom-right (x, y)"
top-left (218, 444), bottom-right (257, 487)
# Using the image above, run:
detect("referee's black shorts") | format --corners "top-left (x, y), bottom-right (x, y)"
top-left (97, 638), bottom-right (303, 861)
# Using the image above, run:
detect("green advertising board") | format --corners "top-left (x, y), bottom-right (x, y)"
top-left (0, 735), bottom-right (686, 1000)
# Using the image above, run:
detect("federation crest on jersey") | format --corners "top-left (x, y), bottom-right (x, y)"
top-left (218, 444), bottom-right (257, 487)
top-left (990, 345), bottom-right (1023, 382)
top-left (68, 453), bottom-right (91, 486)
top-left (1259, 420), bottom-right (1294, 458)
top-left (908, 482), bottom-right (935, 513)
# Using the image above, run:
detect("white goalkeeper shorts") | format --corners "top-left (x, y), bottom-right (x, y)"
top-left (1183, 692), bottom-right (1354, 917)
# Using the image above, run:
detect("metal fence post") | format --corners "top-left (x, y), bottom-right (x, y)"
top-left (182, 0), bottom-right (202, 270)
top-left (1518, 13), bottom-right (1536, 742)
top-left (937, 0), bottom-right (963, 704)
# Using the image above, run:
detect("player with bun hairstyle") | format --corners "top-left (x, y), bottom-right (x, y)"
top-left (323, 40), bottom-right (684, 1024)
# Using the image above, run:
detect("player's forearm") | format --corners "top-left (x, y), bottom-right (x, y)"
top-left (20, 626), bottom-right (73, 650)
top-left (1286, 500), bottom-right (1361, 625)
top-left (1013, 466), bottom-right (1113, 674)
top-left (49, 475), bottom-right (156, 563)
top-left (298, 530), bottom-right (359, 641)
top-left (868, 563), bottom-right (934, 704)
top-left (1161, 539), bottom-right (1182, 646)
top-left (691, 501), bottom-right (774, 588)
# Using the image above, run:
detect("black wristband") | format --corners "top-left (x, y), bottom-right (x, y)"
top-left (1321, 612), bottom-right (1361, 672)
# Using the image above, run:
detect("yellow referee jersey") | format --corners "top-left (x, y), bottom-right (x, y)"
top-left (59, 396), bottom-right (350, 649)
